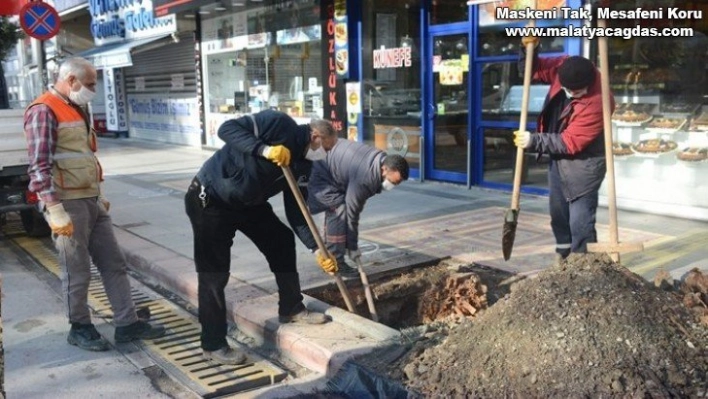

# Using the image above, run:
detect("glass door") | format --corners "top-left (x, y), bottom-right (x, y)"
top-left (425, 31), bottom-right (471, 183)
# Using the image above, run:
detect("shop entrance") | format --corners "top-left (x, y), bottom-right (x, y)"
top-left (425, 30), bottom-right (471, 184)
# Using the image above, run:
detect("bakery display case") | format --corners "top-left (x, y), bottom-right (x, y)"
top-left (604, 92), bottom-right (708, 220)
top-left (600, 0), bottom-right (708, 221)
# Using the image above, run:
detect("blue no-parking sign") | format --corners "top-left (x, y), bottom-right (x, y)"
top-left (19, 1), bottom-right (61, 41)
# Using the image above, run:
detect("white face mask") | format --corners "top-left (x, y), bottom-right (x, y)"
top-left (305, 145), bottom-right (327, 161)
top-left (382, 179), bottom-right (395, 191)
top-left (563, 87), bottom-right (587, 99)
top-left (69, 83), bottom-right (96, 105)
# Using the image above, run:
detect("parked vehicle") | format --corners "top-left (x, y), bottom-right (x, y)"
top-left (0, 109), bottom-right (50, 237)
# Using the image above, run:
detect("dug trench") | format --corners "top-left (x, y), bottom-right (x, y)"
top-left (304, 254), bottom-right (708, 397)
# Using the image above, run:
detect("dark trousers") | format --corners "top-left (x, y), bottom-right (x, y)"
top-left (548, 161), bottom-right (599, 258)
top-left (185, 180), bottom-right (304, 351)
top-left (309, 196), bottom-right (348, 265)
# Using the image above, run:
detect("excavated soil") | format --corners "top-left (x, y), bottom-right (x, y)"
top-left (327, 254), bottom-right (708, 398)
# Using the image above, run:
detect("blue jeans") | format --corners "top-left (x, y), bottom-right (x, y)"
top-left (548, 160), bottom-right (599, 258)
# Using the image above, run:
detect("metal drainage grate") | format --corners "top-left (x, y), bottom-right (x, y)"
top-left (10, 232), bottom-right (287, 398)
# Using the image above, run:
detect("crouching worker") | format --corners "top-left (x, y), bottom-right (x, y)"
top-left (307, 124), bottom-right (409, 277)
top-left (185, 110), bottom-right (337, 365)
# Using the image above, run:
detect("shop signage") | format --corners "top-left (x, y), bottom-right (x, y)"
top-left (93, 51), bottom-right (132, 70)
top-left (103, 68), bottom-right (128, 132)
top-left (89, 0), bottom-right (176, 46)
top-left (373, 47), bottom-right (412, 69)
top-left (321, 0), bottom-right (346, 135)
top-left (127, 94), bottom-right (200, 139)
top-left (332, 0), bottom-right (349, 79)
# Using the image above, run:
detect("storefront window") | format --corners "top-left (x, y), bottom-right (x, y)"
top-left (361, 0), bottom-right (422, 170)
top-left (480, 60), bottom-right (549, 188)
top-left (605, 0), bottom-right (708, 219)
top-left (476, 1), bottom-right (568, 57)
top-left (201, 3), bottom-right (323, 148)
top-left (480, 61), bottom-right (549, 121)
top-left (431, 0), bottom-right (468, 25)
top-left (432, 33), bottom-right (469, 174)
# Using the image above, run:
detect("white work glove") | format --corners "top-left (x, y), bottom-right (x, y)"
top-left (46, 203), bottom-right (74, 237)
top-left (513, 130), bottom-right (531, 149)
top-left (347, 249), bottom-right (362, 263)
top-left (99, 195), bottom-right (110, 213)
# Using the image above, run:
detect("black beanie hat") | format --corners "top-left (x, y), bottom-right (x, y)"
top-left (558, 56), bottom-right (596, 90)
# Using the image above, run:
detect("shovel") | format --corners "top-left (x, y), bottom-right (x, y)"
top-left (502, 15), bottom-right (536, 261)
top-left (281, 165), bottom-right (356, 313)
top-left (354, 257), bottom-right (379, 322)
top-left (585, 16), bottom-right (643, 262)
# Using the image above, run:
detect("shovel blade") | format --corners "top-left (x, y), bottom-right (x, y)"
top-left (502, 209), bottom-right (519, 261)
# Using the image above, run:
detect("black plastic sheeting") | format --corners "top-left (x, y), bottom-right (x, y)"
top-left (325, 360), bottom-right (412, 399)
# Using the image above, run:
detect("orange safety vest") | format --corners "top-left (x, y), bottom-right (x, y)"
top-left (30, 91), bottom-right (103, 200)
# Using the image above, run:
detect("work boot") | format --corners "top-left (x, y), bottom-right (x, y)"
top-left (337, 262), bottom-right (360, 279)
top-left (279, 308), bottom-right (329, 324)
top-left (203, 346), bottom-right (247, 365)
top-left (67, 323), bottom-right (110, 352)
top-left (554, 253), bottom-right (565, 268)
top-left (114, 320), bottom-right (166, 343)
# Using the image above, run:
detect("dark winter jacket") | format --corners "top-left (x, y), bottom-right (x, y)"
top-left (196, 110), bottom-right (316, 250)
top-left (307, 139), bottom-right (385, 251)
top-left (520, 52), bottom-right (614, 201)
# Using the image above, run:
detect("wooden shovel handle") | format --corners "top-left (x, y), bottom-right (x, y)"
top-left (511, 18), bottom-right (536, 210)
top-left (281, 165), bottom-right (356, 313)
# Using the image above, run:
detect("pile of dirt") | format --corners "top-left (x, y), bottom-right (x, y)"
top-left (361, 254), bottom-right (708, 398)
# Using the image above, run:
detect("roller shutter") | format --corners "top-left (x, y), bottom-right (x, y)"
top-left (123, 32), bottom-right (201, 146)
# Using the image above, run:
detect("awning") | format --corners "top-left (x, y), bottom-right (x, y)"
top-left (58, 3), bottom-right (89, 19)
top-left (76, 35), bottom-right (171, 70)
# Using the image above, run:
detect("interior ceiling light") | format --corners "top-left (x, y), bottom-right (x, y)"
top-left (215, 6), bottom-right (226, 11)
top-left (198, 10), bottom-right (210, 14)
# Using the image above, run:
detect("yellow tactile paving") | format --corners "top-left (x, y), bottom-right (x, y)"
top-left (6, 230), bottom-right (287, 397)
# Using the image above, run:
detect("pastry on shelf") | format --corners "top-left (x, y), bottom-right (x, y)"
top-left (676, 147), bottom-right (708, 162)
top-left (646, 117), bottom-right (684, 130)
top-left (612, 142), bottom-right (634, 156)
top-left (612, 106), bottom-right (651, 123)
top-left (632, 139), bottom-right (678, 153)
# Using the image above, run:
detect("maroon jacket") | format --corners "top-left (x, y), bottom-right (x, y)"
top-left (531, 55), bottom-right (614, 155)
top-left (521, 54), bottom-right (613, 201)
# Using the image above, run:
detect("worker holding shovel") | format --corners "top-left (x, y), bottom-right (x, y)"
top-left (513, 35), bottom-right (614, 265)
top-left (185, 110), bottom-right (337, 365)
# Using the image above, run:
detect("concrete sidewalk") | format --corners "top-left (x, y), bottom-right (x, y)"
top-left (96, 137), bottom-right (708, 381)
